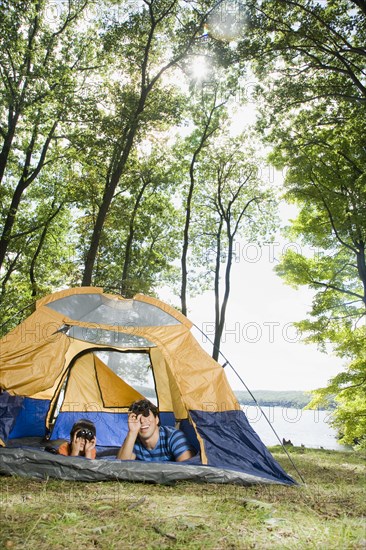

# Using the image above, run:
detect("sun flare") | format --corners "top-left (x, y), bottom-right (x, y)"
top-left (190, 56), bottom-right (208, 80)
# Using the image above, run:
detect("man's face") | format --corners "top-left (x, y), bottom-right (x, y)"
top-left (137, 410), bottom-right (159, 441)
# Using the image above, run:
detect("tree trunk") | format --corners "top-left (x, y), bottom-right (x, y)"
top-left (213, 230), bottom-right (234, 361)
top-left (121, 177), bottom-right (150, 295)
top-left (0, 111), bottom-right (19, 186)
top-left (356, 240), bottom-right (366, 307)
top-left (81, 113), bottom-right (144, 286)
top-left (212, 219), bottom-right (223, 360)
top-left (0, 120), bottom-right (58, 269)
top-left (29, 202), bottom-right (63, 297)
top-left (180, 98), bottom-right (222, 315)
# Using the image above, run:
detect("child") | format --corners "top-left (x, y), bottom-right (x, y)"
top-left (57, 419), bottom-right (97, 459)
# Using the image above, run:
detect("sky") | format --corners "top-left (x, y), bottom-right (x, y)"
top-left (159, 63), bottom-right (344, 395)
top-left (159, 199), bottom-right (344, 394)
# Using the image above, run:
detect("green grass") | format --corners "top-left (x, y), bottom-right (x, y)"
top-left (0, 447), bottom-right (365, 549)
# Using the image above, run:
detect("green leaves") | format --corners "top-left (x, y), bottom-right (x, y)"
top-left (241, 0), bottom-right (366, 446)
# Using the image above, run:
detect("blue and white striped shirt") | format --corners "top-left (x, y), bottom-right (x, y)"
top-left (134, 426), bottom-right (193, 462)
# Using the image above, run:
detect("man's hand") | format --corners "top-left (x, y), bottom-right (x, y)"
top-left (116, 413), bottom-right (140, 460)
top-left (127, 412), bottom-right (142, 433)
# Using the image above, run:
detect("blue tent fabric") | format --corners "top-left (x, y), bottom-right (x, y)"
top-left (0, 391), bottom-right (24, 442)
top-left (50, 411), bottom-right (180, 448)
top-left (0, 396), bottom-right (52, 444)
top-left (51, 411), bottom-right (129, 447)
top-left (190, 409), bottom-right (295, 485)
top-left (8, 397), bottom-right (50, 439)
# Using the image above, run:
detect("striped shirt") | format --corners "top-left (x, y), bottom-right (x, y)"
top-left (134, 426), bottom-right (193, 462)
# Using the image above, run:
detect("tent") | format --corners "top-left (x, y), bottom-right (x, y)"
top-left (0, 287), bottom-right (296, 485)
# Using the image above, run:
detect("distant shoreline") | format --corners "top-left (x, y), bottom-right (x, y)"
top-left (234, 390), bottom-right (333, 410)
top-left (135, 387), bottom-right (333, 411)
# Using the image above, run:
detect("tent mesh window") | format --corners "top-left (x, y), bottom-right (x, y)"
top-left (45, 294), bottom-right (180, 326)
top-left (95, 350), bottom-right (158, 404)
top-left (67, 326), bottom-right (156, 348)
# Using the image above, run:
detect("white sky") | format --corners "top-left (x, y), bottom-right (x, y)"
top-left (159, 199), bottom-right (344, 394)
top-left (158, 72), bottom-right (344, 394)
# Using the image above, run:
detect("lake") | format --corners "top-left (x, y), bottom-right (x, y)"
top-left (244, 405), bottom-right (349, 451)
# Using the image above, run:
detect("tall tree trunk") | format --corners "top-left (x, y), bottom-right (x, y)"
top-left (180, 97), bottom-right (222, 315)
top-left (81, 2), bottom-right (209, 286)
top-left (29, 201), bottom-right (63, 297)
top-left (356, 240), bottom-right (366, 307)
top-left (213, 231), bottom-right (234, 361)
top-left (0, 111), bottom-right (19, 186)
top-left (121, 177), bottom-right (150, 295)
top-left (0, 120), bottom-right (58, 269)
top-left (212, 219), bottom-right (223, 360)
top-left (82, 5), bottom-right (157, 287)
top-left (180, 165), bottom-right (195, 316)
top-left (81, 113), bottom-right (144, 286)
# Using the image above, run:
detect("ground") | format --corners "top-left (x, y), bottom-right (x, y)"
top-left (0, 447), bottom-right (365, 549)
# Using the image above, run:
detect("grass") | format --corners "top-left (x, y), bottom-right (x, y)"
top-left (0, 447), bottom-right (365, 549)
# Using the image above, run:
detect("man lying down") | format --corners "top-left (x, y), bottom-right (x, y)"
top-left (117, 399), bottom-right (196, 462)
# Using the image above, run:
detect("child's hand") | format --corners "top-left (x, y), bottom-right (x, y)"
top-left (84, 437), bottom-right (96, 458)
top-left (70, 432), bottom-right (84, 456)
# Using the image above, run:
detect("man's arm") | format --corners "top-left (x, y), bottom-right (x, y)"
top-left (117, 431), bottom-right (137, 460)
top-left (116, 413), bottom-right (141, 460)
top-left (176, 449), bottom-right (195, 462)
top-left (169, 429), bottom-right (196, 462)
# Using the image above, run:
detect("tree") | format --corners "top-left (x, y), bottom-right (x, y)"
top-left (196, 133), bottom-right (276, 360)
top-left (235, 0), bottom-right (366, 445)
top-left (80, 0), bottom-right (214, 286)
top-left (85, 146), bottom-right (183, 297)
top-left (240, 0), bottom-right (366, 108)
top-left (272, 112), bottom-right (366, 321)
top-left (270, 113), bottom-right (366, 446)
top-left (0, 0), bottom-right (97, 270)
top-left (179, 83), bottom-right (227, 316)
top-left (308, 326), bottom-right (366, 449)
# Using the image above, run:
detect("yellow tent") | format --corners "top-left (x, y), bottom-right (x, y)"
top-left (0, 287), bottom-right (295, 485)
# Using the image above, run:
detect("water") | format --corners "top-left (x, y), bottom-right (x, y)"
top-left (244, 405), bottom-right (349, 451)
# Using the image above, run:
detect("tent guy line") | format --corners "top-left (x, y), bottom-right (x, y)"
top-left (192, 321), bottom-right (306, 484)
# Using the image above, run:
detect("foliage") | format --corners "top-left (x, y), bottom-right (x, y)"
top-left (238, 0), bottom-right (366, 447)
top-left (80, 0), bottom-right (215, 286)
top-left (0, 0), bottom-right (212, 320)
top-left (271, 110), bottom-right (366, 347)
top-left (240, 0), bottom-right (366, 106)
top-left (308, 326), bottom-right (366, 449)
top-left (0, 0), bottom-right (100, 323)
top-left (269, 105), bottom-right (366, 448)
